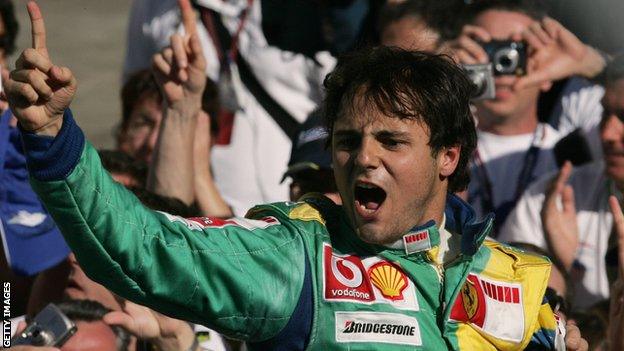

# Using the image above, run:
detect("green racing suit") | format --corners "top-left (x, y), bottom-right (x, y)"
top-left (23, 111), bottom-right (566, 350)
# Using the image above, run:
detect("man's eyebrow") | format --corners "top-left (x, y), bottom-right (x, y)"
top-left (374, 130), bottom-right (411, 139)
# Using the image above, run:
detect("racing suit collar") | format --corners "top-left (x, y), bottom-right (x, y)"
top-left (384, 216), bottom-right (443, 255)
top-left (444, 193), bottom-right (493, 256)
top-left (370, 194), bottom-right (493, 260)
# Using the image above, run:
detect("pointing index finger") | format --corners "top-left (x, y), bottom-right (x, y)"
top-left (179, 0), bottom-right (197, 37)
top-left (27, 1), bottom-right (48, 55)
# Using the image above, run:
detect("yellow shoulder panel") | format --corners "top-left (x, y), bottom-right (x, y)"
top-left (454, 240), bottom-right (553, 351)
top-left (288, 203), bottom-right (326, 225)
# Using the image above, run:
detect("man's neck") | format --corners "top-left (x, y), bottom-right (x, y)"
top-left (477, 107), bottom-right (539, 136)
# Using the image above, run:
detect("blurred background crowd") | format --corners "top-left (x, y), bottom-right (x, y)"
top-left (2, 0), bottom-right (624, 350)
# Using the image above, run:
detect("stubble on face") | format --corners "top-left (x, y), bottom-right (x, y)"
top-left (331, 97), bottom-right (447, 245)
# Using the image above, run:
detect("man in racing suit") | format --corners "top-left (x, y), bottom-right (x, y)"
top-left (4, 2), bottom-right (584, 350)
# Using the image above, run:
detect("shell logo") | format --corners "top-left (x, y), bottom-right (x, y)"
top-left (368, 262), bottom-right (408, 301)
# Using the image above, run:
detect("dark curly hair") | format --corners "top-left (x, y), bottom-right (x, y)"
top-left (56, 299), bottom-right (131, 351)
top-left (322, 46), bottom-right (477, 192)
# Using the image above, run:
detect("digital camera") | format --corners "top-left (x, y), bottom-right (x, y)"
top-left (464, 63), bottom-right (496, 100)
top-left (12, 303), bottom-right (77, 347)
top-left (482, 40), bottom-right (527, 76)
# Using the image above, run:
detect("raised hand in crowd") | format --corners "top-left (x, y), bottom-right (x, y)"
top-left (541, 161), bottom-right (579, 271)
top-left (147, 0), bottom-right (206, 205)
top-left (148, 0), bottom-right (232, 218)
top-left (608, 196), bottom-right (624, 351)
top-left (513, 17), bottom-right (606, 89)
top-left (2, 1), bottom-right (75, 137)
top-left (104, 298), bottom-right (199, 351)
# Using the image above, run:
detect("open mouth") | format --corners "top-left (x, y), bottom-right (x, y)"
top-left (354, 182), bottom-right (387, 218)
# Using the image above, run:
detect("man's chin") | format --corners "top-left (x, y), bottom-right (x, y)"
top-left (355, 223), bottom-right (396, 246)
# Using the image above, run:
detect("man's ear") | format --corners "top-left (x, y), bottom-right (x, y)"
top-left (438, 145), bottom-right (461, 179)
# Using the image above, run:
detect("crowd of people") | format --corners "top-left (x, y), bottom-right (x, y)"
top-left (1, 0), bottom-right (624, 350)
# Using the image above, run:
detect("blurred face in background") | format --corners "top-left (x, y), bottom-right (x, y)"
top-left (472, 10), bottom-right (549, 124)
top-left (117, 94), bottom-right (163, 164)
top-left (601, 78), bottom-right (624, 187)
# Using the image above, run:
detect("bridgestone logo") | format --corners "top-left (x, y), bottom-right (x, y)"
top-left (331, 289), bottom-right (370, 300)
top-left (343, 321), bottom-right (416, 336)
top-left (335, 312), bottom-right (422, 346)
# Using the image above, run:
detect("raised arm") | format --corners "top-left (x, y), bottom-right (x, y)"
top-left (3, 1), bottom-right (304, 341)
top-left (146, 0), bottom-right (232, 217)
top-left (146, 0), bottom-right (205, 205)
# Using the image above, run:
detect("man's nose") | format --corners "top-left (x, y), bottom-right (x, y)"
top-left (354, 138), bottom-right (381, 170)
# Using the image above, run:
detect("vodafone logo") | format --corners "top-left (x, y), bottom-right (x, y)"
top-left (331, 255), bottom-right (363, 288)
top-left (324, 245), bottom-right (374, 302)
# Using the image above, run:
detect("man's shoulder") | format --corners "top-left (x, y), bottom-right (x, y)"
top-left (246, 194), bottom-right (340, 230)
top-left (481, 239), bottom-right (552, 271)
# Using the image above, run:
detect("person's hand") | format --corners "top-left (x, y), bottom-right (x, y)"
top-left (152, 0), bottom-right (206, 112)
top-left (564, 321), bottom-right (589, 351)
top-left (541, 161), bottom-right (579, 271)
top-left (447, 24), bottom-right (492, 65)
top-left (2, 1), bottom-right (77, 136)
top-left (514, 17), bottom-right (606, 90)
top-left (608, 196), bottom-right (624, 351)
top-left (103, 298), bottom-right (197, 351)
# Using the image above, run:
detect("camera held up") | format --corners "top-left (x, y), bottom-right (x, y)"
top-left (463, 40), bottom-right (527, 100)
top-left (11, 304), bottom-right (77, 347)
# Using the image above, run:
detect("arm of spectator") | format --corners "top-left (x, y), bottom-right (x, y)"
top-left (541, 161), bottom-right (579, 272)
top-left (514, 17), bottom-right (607, 90)
top-left (104, 298), bottom-right (199, 351)
top-left (540, 162), bottom-right (578, 270)
top-left (608, 196), bottom-right (624, 351)
top-left (147, 0), bottom-right (206, 205)
top-left (193, 111), bottom-right (233, 217)
top-left (2, 1), bottom-right (76, 137)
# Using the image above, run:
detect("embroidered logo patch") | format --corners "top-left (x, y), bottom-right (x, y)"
top-left (403, 230), bottom-right (431, 254)
top-left (335, 312), bottom-right (422, 346)
top-left (368, 262), bottom-right (408, 301)
top-left (323, 244), bottom-right (375, 302)
top-left (323, 244), bottom-right (419, 310)
top-left (159, 212), bottom-right (279, 231)
top-left (450, 274), bottom-right (524, 342)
